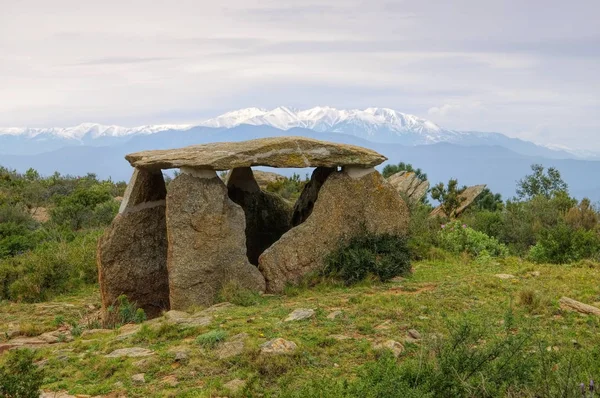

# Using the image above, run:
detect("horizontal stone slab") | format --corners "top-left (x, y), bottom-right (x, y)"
top-left (125, 137), bottom-right (387, 171)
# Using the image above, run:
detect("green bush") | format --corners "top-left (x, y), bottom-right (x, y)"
top-left (529, 223), bottom-right (600, 264)
top-left (439, 221), bottom-right (508, 258)
top-left (0, 348), bottom-right (44, 398)
top-left (0, 229), bottom-right (101, 302)
top-left (322, 233), bottom-right (411, 285)
top-left (265, 173), bottom-right (308, 201)
top-left (105, 295), bottom-right (147, 327)
top-left (407, 204), bottom-right (439, 260)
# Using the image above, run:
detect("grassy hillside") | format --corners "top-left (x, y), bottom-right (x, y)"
top-left (3, 256), bottom-right (600, 397)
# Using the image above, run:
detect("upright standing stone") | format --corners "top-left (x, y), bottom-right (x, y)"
top-left (259, 168), bottom-right (409, 293)
top-left (98, 168), bottom-right (169, 319)
top-left (166, 169), bottom-right (266, 310)
top-left (291, 167), bottom-right (335, 226)
top-left (227, 167), bottom-right (292, 265)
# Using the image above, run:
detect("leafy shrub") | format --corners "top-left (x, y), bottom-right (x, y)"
top-left (196, 330), bottom-right (227, 348)
top-left (105, 295), bottom-right (147, 327)
top-left (439, 221), bottom-right (508, 257)
top-left (323, 233), bottom-right (411, 285)
top-left (265, 173), bottom-right (308, 201)
top-left (0, 230), bottom-right (101, 302)
top-left (0, 348), bottom-right (44, 398)
top-left (528, 223), bottom-right (600, 264)
top-left (382, 162), bottom-right (428, 180)
top-left (407, 204), bottom-right (440, 260)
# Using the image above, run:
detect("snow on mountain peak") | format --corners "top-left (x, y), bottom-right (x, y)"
top-left (0, 106), bottom-right (446, 142)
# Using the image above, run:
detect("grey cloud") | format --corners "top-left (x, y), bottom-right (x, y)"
top-left (71, 56), bottom-right (176, 66)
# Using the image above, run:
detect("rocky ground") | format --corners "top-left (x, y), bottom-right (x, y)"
top-left (2, 256), bottom-right (600, 397)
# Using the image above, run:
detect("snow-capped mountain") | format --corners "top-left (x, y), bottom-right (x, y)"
top-left (0, 106), bottom-right (595, 159)
top-left (199, 106), bottom-right (458, 143)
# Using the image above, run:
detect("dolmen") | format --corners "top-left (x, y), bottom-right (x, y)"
top-left (97, 137), bottom-right (409, 319)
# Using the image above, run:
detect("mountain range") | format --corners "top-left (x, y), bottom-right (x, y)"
top-left (1, 107), bottom-right (599, 201)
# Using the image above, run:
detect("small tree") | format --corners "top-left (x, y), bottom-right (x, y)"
top-left (516, 164), bottom-right (568, 200)
top-left (382, 162), bottom-right (427, 180)
top-left (473, 188), bottom-right (503, 212)
top-left (431, 179), bottom-right (467, 217)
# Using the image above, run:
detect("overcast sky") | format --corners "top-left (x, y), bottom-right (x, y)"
top-left (1, 0), bottom-right (599, 150)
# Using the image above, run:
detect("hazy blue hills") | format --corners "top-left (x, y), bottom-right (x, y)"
top-left (2, 124), bottom-right (599, 201)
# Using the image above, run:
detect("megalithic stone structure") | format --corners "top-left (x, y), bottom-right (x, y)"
top-left (98, 136), bottom-right (409, 317)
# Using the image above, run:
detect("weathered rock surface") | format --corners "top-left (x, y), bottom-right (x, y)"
top-left (430, 184), bottom-right (486, 218)
top-left (215, 333), bottom-right (248, 359)
top-left (98, 168), bottom-right (169, 319)
top-left (559, 297), bottom-right (600, 316)
top-left (252, 170), bottom-right (286, 189)
top-left (387, 171), bottom-right (429, 204)
top-left (166, 171), bottom-right (266, 310)
top-left (260, 338), bottom-right (298, 355)
top-left (291, 167), bottom-right (335, 226)
top-left (163, 310), bottom-right (212, 328)
top-left (126, 136), bottom-right (387, 170)
top-left (373, 340), bottom-right (405, 357)
top-left (227, 167), bottom-right (292, 265)
top-left (259, 169), bottom-right (409, 292)
top-left (284, 308), bottom-right (315, 322)
top-left (224, 379), bottom-right (247, 393)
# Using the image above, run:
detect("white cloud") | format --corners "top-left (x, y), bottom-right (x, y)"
top-left (0, 0), bottom-right (599, 149)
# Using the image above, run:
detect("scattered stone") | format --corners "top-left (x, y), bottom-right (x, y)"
top-left (166, 172), bottom-right (266, 310)
top-left (529, 271), bottom-right (541, 277)
top-left (408, 329), bottom-right (422, 340)
top-left (327, 310), bottom-right (343, 320)
top-left (115, 324), bottom-right (141, 340)
top-left (98, 168), bottom-right (170, 320)
top-left (131, 373), bottom-right (146, 384)
top-left (224, 379), bottom-right (247, 394)
top-left (105, 347), bottom-right (154, 358)
top-left (430, 184), bottom-right (486, 218)
top-left (259, 169), bottom-right (409, 292)
top-left (174, 351), bottom-right (188, 362)
top-left (216, 340), bottom-right (245, 359)
top-left (161, 375), bottom-right (179, 387)
top-left (373, 340), bottom-right (405, 358)
top-left (164, 310), bottom-right (212, 328)
top-left (260, 338), bottom-right (298, 355)
top-left (284, 308), bottom-right (315, 322)
top-left (559, 297), bottom-right (600, 316)
top-left (387, 171), bottom-right (430, 205)
top-left (495, 274), bottom-right (516, 280)
top-left (125, 137), bottom-right (387, 170)
top-left (374, 320), bottom-right (392, 330)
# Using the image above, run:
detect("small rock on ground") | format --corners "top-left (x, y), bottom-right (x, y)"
top-left (327, 310), bottom-right (343, 320)
top-left (260, 338), bottom-right (297, 354)
top-left (131, 373), bottom-right (145, 384)
top-left (161, 375), bottom-right (178, 387)
top-left (284, 308), bottom-right (315, 322)
top-left (408, 329), bottom-right (421, 340)
top-left (495, 274), bottom-right (516, 280)
top-left (105, 347), bottom-right (154, 358)
top-left (216, 340), bottom-right (245, 359)
top-left (373, 340), bottom-right (405, 358)
top-left (224, 379), bottom-right (247, 393)
top-left (559, 297), bottom-right (600, 316)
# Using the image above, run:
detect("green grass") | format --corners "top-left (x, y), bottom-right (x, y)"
top-left (3, 256), bottom-right (600, 397)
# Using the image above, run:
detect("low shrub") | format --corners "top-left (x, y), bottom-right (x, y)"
top-left (105, 295), bottom-right (147, 327)
top-left (0, 348), bottom-right (44, 398)
top-left (322, 232), bottom-right (411, 285)
top-left (439, 221), bottom-right (508, 258)
top-left (218, 281), bottom-right (263, 307)
top-left (0, 229), bottom-right (101, 302)
top-left (196, 329), bottom-right (227, 348)
top-left (529, 223), bottom-right (600, 264)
